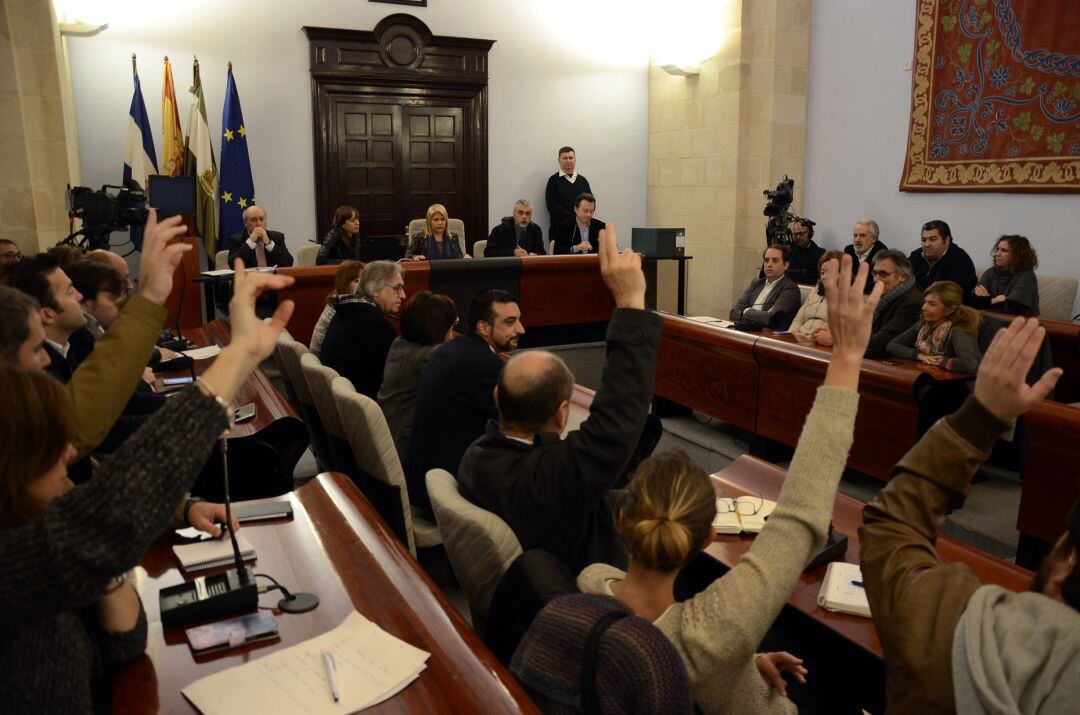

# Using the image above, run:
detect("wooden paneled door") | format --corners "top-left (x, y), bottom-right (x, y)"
top-left (305, 16), bottom-right (494, 249)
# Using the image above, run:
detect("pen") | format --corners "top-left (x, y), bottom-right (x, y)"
top-left (322, 649), bottom-right (339, 703)
top-left (851, 580), bottom-right (864, 588)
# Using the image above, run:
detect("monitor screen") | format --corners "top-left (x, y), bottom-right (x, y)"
top-left (147, 175), bottom-right (196, 217)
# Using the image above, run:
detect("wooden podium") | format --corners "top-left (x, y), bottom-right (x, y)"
top-left (162, 219), bottom-right (205, 330)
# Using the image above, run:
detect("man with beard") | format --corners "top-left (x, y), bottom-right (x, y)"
top-left (860, 317), bottom-right (1079, 713)
top-left (404, 288), bottom-right (525, 513)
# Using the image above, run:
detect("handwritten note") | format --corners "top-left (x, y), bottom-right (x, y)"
top-left (182, 611), bottom-right (429, 714)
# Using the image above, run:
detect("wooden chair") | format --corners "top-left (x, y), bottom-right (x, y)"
top-left (331, 378), bottom-right (441, 556)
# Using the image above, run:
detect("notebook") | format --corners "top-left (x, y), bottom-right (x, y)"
top-left (173, 534), bottom-right (257, 574)
top-left (713, 497), bottom-right (777, 535)
top-left (816, 561), bottom-right (872, 618)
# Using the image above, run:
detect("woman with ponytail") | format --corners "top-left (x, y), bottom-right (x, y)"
top-left (578, 254), bottom-right (882, 714)
top-left (887, 280), bottom-right (982, 373)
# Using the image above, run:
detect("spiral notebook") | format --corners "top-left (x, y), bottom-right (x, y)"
top-left (173, 534), bottom-right (257, 574)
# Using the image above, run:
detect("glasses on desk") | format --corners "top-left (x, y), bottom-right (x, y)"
top-left (716, 491), bottom-right (765, 516)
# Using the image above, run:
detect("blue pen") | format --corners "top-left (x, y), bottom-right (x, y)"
top-left (851, 580), bottom-right (864, 588)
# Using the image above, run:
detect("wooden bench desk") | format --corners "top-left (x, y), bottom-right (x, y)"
top-left (1017, 400), bottom-right (1080, 564)
top-left (114, 472), bottom-right (538, 714)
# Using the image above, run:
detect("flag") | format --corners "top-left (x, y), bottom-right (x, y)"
top-left (218, 63), bottom-right (255, 253)
top-left (182, 58), bottom-right (218, 256)
top-left (123, 55), bottom-right (157, 250)
top-left (161, 56), bottom-right (185, 176)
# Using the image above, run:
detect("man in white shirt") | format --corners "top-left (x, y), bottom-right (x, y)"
top-left (844, 218), bottom-right (888, 293)
top-left (728, 245), bottom-right (803, 329)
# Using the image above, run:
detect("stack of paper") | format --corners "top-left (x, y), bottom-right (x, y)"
top-left (713, 497), bottom-right (777, 535)
top-left (816, 561), bottom-right (872, 618)
top-left (686, 316), bottom-right (734, 329)
top-left (172, 534), bottom-right (256, 574)
top-left (182, 611), bottom-right (430, 714)
top-left (182, 345), bottom-right (223, 361)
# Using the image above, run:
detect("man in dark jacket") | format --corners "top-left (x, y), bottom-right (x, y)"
top-left (844, 218), bottom-right (888, 293)
top-left (226, 206), bottom-right (294, 267)
top-left (909, 219), bottom-right (978, 302)
top-left (729, 246), bottom-right (803, 330)
top-left (486, 200), bottom-right (546, 257)
top-left (785, 218), bottom-right (826, 285)
top-left (551, 193), bottom-right (605, 255)
top-left (545, 146), bottom-right (592, 240)
top-left (320, 261), bottom-right (404, 398)
top-left (405, 288), bottom-right (525, 513)
top-left (457, 225), bottom-right (660, 573)
top-left (865, 250), bottom-right (923, 354)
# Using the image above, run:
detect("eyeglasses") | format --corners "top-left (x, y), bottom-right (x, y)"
top-left (872, 270), bottom-right (896, 278)
top-left (389, 283), bottom-right (406, 294)
top-left (716, 491), bottom-right (765, 516)
top-left (0, 250), bottom-right (21, 260)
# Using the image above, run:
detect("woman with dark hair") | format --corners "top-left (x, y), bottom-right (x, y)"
top-left (0, 238), bottom-right (295, 712)
top-left (309, 260), bottom-right (364, 357)
top-left (789, 249), bottom-right (844, 342)
top-left (887, 280), bottom-right (982, 373)
top-left (405, 204), bottom-right (470, 261)
top-left (577, 255), bottom-right (882, 713)
top-left (972, 235), bottom-right (1040, 316)
top-left (377, 291), bottom-right (458, 462)
top-left (316, 205), bottom-right (363, 265)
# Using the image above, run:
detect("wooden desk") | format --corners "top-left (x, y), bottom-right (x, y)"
top-left (706, 455), bottom-right (1033, 660)
top-left (983, 312), bottom-right (1080, 403)
top-left (1017, 400), bottom-right (1080, 559)
top-left (114, 473), bottom-right (537, 714)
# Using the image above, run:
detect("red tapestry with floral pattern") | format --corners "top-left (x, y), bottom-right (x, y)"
top-left (901, 0), bottom-right (1080, 192)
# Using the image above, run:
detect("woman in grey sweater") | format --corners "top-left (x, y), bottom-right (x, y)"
top-left (0, 243), bottom-right (296, 714)
top-left (887, 280), bottom-right (982, 373)
top-left (578, 256), bottom-right (881, 714)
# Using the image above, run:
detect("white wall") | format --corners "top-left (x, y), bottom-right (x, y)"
top-left (63, 0), bottom-right (651, 252)
top-left (804, 0), bottom-right (1080, 317)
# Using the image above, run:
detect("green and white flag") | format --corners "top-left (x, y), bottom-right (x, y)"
top-left (182, 58), bottom-right (218, 257)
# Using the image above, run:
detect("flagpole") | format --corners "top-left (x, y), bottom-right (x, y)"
top-left (131, 52), bottom-right (137, 76)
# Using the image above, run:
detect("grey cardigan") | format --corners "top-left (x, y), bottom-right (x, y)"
top-left (377, 337), bottom-right (438, 463)
top-left (886, 320), bottom-right (982, 373)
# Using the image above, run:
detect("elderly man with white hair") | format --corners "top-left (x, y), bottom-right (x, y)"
top-left (227, 205), bottom-right (293, 268)
top-left (844, 218), bottom-right (888, 293)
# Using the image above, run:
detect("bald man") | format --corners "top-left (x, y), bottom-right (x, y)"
top-left (456, 224), bottom-right (662, 573)
top-left (85, 249), bottom-right (132, 295)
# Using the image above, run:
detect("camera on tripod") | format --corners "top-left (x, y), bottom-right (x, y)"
top-left (762, 176), bottom-right (803, 247)
top-left (65, 182), bottom-right (149, 251)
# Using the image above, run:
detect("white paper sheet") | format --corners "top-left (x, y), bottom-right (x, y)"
top-left (182, 611), bottom-right (430, 715)
top-left (182, 345), bottom-right (223, 360)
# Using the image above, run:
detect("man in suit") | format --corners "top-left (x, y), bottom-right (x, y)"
top-left (551, 193), bottom-right (605, 255)
top-left (844, 218), bottom-right (888, 293)
top-left (405, 288), bottom-right (525, 514)
top-left (457, 224), bottom-right (661, 573)
top-left (545, 146), bottom-right (593, 240)
top-left (320, 261), bottom-right (404, 398)
top-left (785, 218), bottom-right (825, 285)
top-left (909, 219), bottom-right (978, 301)
top-left (729, 245), bottom-right (803, 330)
top-left (227, 206), bottom-right (294, 268)
top-left (485, 199), bottom-right (546, 257)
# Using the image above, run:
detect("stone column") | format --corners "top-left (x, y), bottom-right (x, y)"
top-left (647, 0), bottom-right (811, 317)
top-left (1, 0), bottom-right (81, 253)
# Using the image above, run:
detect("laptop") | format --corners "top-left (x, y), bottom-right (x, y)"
top-left (362, 234), bottom-right (407, 262)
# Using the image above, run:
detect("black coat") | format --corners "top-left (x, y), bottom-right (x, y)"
top-left (867, 282), bottom-right (923, 354)
top-left (785, 240), bottom-right (826, 285)
top-left (457, 308), bottom-right (662, 573)
top-left (319, 299), bottom-right (397, 399)
top-left (486, 218), bottom-right (546, 257)
top-left (316, 230), bottom-right (363, 265)
top-left (551, 218), bottom-right (606, 255)
top-left (227, 230), bottom-right (294, 268)
top-left (909, 243), bottom-right (978, 302)
top-left (728, 275), bottom-right (803, 330)
top-left (405, 332), bottom-right (503, 513)
top-left (545, 173), bottom-right (592, 233)
top-left (844, 240), bottom-right (889, 293)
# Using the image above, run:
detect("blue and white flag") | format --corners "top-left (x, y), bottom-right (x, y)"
top-left (123, 67), bottom-right (158, 190)
top-left (218, 65), bottom-right (255, 252)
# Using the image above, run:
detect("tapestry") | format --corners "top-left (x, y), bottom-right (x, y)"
top-left (901, 0), bottom-right (1080, 192)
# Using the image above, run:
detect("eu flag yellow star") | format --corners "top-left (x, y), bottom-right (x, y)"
top-left (221, 191), bottom-right (233, 203)
top-left (238, 197), bottom-right (248, 208)
top-left (238, 125), bottom-right (246, 137)
top-left (224, 128), bottom-right (234, 141)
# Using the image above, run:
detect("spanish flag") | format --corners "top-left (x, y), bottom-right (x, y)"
top-left (161, 56), bottom-right (184, 176)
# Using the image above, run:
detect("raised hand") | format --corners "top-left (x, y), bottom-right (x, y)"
top-left (597, 224), bottom-right (645, 310)
top-left (136, 209), bottom-right (191, 305)
top-left (755, 651), bottom-right (808, 698)
top-left (822, 253), bottom-right (883, 360)
top-left (973, 317), bottom-right (1062, 422)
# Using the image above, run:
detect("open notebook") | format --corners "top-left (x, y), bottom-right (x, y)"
top-left (173, 534), bottom-right (256, 574)
top-left (712, 496), bottom-right (777, 535)
top-left (816, 561), bottom-right (872, 618)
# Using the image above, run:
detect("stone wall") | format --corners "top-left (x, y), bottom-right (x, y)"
top-left (647, 0), bottom-right (811, 316)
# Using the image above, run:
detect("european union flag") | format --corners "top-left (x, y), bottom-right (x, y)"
top-left (218, 66), bottom-right (255, 252)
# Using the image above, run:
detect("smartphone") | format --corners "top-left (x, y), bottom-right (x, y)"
top-left (234, 403), bottom-right (257, 423)
top-left (186, 612), bottom-right (279, 654)
top-left (882, 358), bottom-right (903, 366)
top-left (163, 376), bottom-right (194, 386)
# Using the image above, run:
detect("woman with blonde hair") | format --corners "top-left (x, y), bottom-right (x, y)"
top-left (972, 234), bottom-right (1040, 316)
top-left (309, 259), bottom-right (364, 356)
top-left (406, 204), bottom-right (470, 260)
top-left (887, 280), bottom-right (982, 373)
top-left (578, 255), bottom-right (882, 713)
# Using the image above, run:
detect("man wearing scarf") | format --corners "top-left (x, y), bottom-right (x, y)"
top-left (867, 250), bottom-right (922, 354)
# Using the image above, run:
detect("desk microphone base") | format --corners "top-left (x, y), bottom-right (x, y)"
top-left (159, 569), bottom-right (259, 628)
top-left (278, 592), bottom-right (319, 614)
